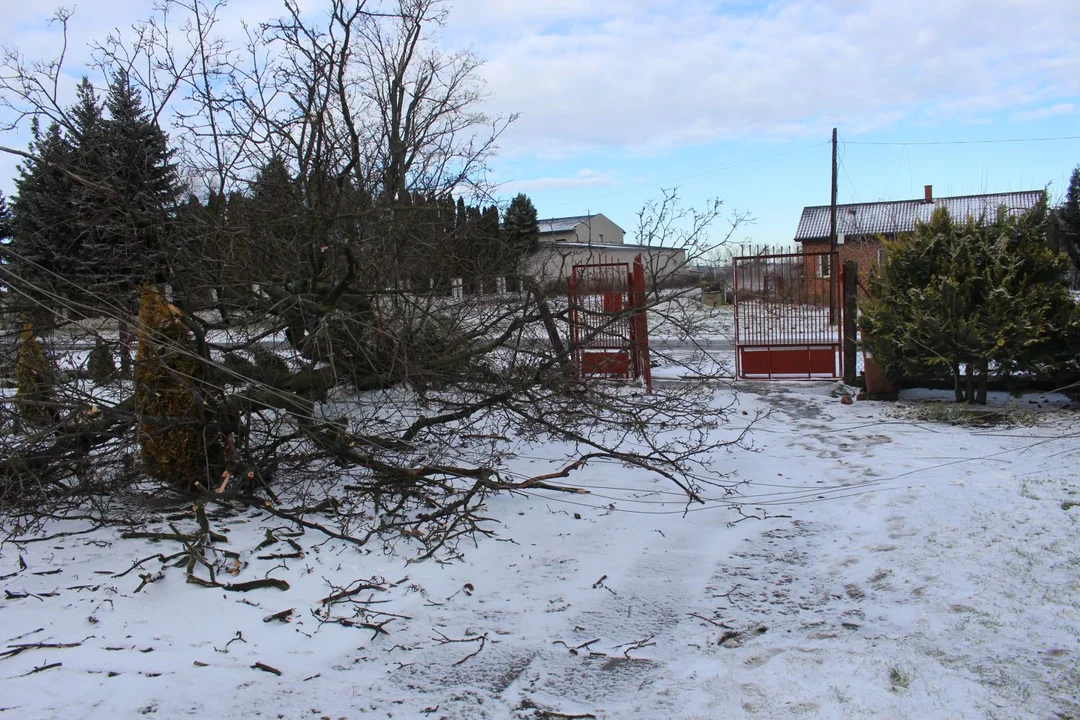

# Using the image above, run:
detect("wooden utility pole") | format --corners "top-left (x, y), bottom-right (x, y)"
top-left (829, 127), bottom-right (838, 251)
top-left (828, 128), bottom-right (840, 329)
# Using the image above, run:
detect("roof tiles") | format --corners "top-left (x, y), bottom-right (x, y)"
top-left (537, 215), bottom-right (593, 234)
top-left (794, 190), bottom-right (1045, 241)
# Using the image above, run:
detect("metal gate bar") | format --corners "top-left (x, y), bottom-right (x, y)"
top-left (733, 249), bottom-right (842, 380)
top-left (568, 254), bottom-right (652, 392)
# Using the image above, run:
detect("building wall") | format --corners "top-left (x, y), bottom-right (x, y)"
top-left (570, 215), bottom-right (625, 245)
top-left (801, 236), bottom-right (884, 295)
top-left (543, 229), bottom-right (578, 243)
top-left (537, 214), bottom-right (626, 246)
top-left (524, 244), bottom-right (689, 287)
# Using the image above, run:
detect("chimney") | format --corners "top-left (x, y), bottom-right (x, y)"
top-left (924, 184), bottom-right (933, 203)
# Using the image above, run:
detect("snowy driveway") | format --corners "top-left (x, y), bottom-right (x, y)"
top-left (1, 383), bottom-right (1078, 719)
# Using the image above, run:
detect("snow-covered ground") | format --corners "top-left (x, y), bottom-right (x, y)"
top-left (2, 383), bottom-right (1078, 719)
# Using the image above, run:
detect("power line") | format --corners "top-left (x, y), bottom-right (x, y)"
top-left (530, 140), bottom-right (831, 213)
top-left (844, 135), bottom-right (1080, 147)
top-left (837, 139), bottom-right (861, 204)
top-left (511, 131), bottom-right (1079, 215)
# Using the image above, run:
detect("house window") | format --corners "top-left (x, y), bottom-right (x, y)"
top-left (598, 233), bottom-right (604, 242)
top-left (819, 254), bottom-right (832, 278)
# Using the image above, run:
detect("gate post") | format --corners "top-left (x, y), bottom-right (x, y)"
top-left (842, 260), bottom-right (858, 385)
top-left (631, 254), bottom-right (652, 393)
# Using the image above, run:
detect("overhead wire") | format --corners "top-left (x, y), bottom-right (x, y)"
top-left (837, 137), bottom-right (860, 204)
top-left (486, 411), bottom-right (1080, 516)
top-left (521, 131), bottom-right (1080, 217)
top-left (530, 139), bottom-right (831, 213)
top-left (844, 135), bottom-right (1080, 146)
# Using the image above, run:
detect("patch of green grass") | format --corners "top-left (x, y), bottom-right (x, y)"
top-left (888, 664), bottom-right (912, 692)
top-left (906, 402), bottom-right (1041, 427)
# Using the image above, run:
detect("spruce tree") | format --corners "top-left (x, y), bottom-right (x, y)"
top-left (0, 191), bottom-right (11, 245)
top-left (1052, 166), bottom-right (1080, 276)
top-left (93, 68), bottom-right (181, 290)
top-left (252, 156), bottom-right (303, 271)
top-left (502, 193), bottom-right (538, 273)
top-left (9, 119), bottom-right (79, 314)
top-left (69, 77), bottom-right (106, 161)
top-left (66, 77), bottom-right (109, 301)
top-left (9, 79), bottom-right (113, 311)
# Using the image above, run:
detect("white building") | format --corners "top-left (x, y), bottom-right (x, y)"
top-left (524, 214), bottom-right (690, 287)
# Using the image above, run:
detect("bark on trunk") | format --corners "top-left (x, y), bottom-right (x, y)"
top-left (952, 361), bottom-right (965, 403)
top-left (118, 319), bottom-right (133, 377)
top-left (976, 359), bottom-right (989, 405)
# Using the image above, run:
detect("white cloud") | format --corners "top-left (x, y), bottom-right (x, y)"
top-left (1010, 103), bottom-right (1076, 122)
top-left (497, 168), bottom-right (616, 194)
top-left (454, 0), bottom-right (1080, 156)
top-left (0, 0), bottom-right (1078, 190)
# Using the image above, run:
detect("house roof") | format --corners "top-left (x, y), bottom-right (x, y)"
top-left (536, 240), bottom-right (684, 252)
top-left (794, 190), bottom-right (1045, 241)
top-left (536, 215), bottom-right (594, 234)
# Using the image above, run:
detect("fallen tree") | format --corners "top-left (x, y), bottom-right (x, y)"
top-left (0, 0), bottom-right (754, 559)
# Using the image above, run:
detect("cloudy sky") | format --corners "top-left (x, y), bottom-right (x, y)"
top-left (1, 0), bottom-right (1078, 245)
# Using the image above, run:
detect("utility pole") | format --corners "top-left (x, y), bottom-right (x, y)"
top-left (829, 128), bottom-right (840, 332)
top-left (830, 127), bottom-right (838, 251)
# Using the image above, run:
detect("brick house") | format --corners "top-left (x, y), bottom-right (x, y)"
top-left (794, 186), bottom-right (1046, 289)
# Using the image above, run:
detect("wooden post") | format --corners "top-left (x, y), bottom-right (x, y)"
top-left (842, 260), bottom-right (858, 385)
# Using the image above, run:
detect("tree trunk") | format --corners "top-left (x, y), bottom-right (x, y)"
top-left (118, 319), bottom-right (133, 377)
top-left (964, 363), bottom-right (974, 404)
top-left (976, 359), bottom-right (989, 405)
top-left (527, 282), bottom-right (570, 373)
top-left (952, 361), bottom-right (964, 403)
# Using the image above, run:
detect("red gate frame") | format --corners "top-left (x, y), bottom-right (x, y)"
top-left (568, 254), bottom-right (652, 393)
top-left (733, 249), bottom-right (844, 380)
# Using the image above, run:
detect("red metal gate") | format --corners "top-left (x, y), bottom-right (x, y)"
top-left (569, 254), bottom-right (652, 392)
top-left (733, 248), bottom-right (843, 379)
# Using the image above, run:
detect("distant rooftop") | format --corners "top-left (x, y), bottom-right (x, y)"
top-left (535, 241), bottom-right (671, 252)
top-left (795, 189), bottom-right (1045, 241)
top-left (536, 215), bottom-right (595, 234)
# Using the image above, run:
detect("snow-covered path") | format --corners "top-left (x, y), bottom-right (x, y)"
top-left (1, 383), bottom-right (1077, 719)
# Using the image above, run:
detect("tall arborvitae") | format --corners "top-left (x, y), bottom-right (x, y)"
top-left (135, 285), bottom-right (215, 489)
top-left (480, 204), bottom-right (502, 277)
top-left (463, 204), bottom-right (483, 292)
top-left (450, 196), bottom-right (470, 282)
top-left (15, 321), bottom-right (57, 427)
top-left (428, 194), bottom-right (457, 291)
